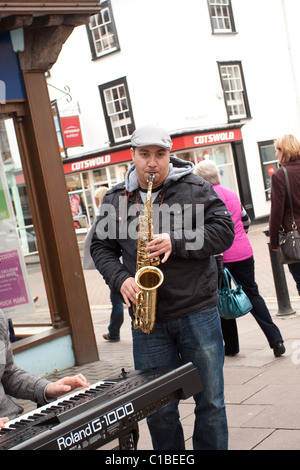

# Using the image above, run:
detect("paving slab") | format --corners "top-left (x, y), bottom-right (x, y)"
top-left (254, 429), bottom-right (300, 450)
top-left (11, 223), bottom-right (300, 450)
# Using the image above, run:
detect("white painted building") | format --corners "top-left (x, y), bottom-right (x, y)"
top-left (45, 0), bottom-right (300, 227)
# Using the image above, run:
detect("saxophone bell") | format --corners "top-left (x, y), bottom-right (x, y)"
top-left (134, 266), bottom-right (164, 334)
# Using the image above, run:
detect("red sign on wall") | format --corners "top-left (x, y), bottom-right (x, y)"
top-left (60, 116), bottom-right (83, 148)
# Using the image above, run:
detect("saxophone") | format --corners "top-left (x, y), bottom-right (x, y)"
top-left (133, 173), bottom-right (164, 334)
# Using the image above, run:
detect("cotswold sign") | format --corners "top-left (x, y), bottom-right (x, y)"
top-left (194, 131), bottom-right (237, 145)
top-left (171, 128), bottom-right (243, 151)
top-left (70, 155), bottom-right (111, 171)
top-left (0, 1), bottom-right (101, 13)
top-left (62, 128), bottom-right (243, 174)
top-left (63, 149), bottom-right (132, 174)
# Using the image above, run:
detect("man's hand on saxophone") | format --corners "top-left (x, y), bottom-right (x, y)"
top-left (146, 233), bottom-right (172, 264)
top-left (120, 233), bottom-right (171, 308)
top-left (120, 277), bottom-right (140, 308)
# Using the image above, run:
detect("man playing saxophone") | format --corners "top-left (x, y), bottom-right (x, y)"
top-left (91, 124), bottom-right (234, 450)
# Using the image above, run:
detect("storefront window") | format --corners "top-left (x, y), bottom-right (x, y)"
top-left (66, 173), bottom-right (81, 191)
top-left (173, 150), bottom-right (195, 163)
top-left (109, 165), bottom-right (117, 185)
top-left (174, 143), bottom-right (238, 194)
top-left (93, 167), bottom-right (108, 185)
top-left (93, 165), bottom-right (117, 187)
top-left (0, 118), bottom-right (51, 326)
top-left (65, 173), bottom-right (89, 230)
top-left (91, 165), bottom-right (118, 218)
top-left (214, 145), bottom-right (229, 165)
top-left (196, 148), bottom-right (213, 162)
top-left (64, 165), bottom-right (120, 230)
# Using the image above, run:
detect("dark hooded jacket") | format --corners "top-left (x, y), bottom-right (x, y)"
top-left (91, 156), bottom-right (234, 322)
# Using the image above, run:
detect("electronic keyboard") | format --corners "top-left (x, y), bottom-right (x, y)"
top-left (0, 362), bottom-right (202, 450)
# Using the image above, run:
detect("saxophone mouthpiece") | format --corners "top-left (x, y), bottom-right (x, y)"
top-left (147, 173), bottom-right (155, 183)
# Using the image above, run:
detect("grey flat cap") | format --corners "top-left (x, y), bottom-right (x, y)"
top-left (131, 124), bottom-right (172, 150)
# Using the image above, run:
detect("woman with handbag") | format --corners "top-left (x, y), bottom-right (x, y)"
top-left (269, 134), bottom-right (300, 295)
top-left (194, 160), bottom-right (285, 357)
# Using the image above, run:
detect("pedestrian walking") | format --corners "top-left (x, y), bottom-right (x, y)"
top-left (194, 159), bottom-right (285, 358)
top-left (269, 134), bottom-right (300, 296)
top-left (83, 187), bottom-right (124, 342)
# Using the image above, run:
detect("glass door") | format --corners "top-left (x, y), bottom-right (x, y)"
top-left (0, 117), bottom-right (51, 328)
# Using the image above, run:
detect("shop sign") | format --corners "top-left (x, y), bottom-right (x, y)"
top-left (63, 148), bottom-right (132, 174)
top-left (70, 154), bottom-right (111, 172)
top-left (60, 116), bottom-right (83, 148)
top-left (171, 128), bottom-right (242, 151)
top-left (62, 128), bottom-right (242, 175)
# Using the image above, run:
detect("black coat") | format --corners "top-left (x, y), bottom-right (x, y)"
top-left (91, 172), bottom-right (234, 322)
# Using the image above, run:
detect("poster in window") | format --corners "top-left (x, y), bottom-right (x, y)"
top-left (0, 250), bottom-right (29, 310)
top-left (0, 162), bottom-right (34, 315)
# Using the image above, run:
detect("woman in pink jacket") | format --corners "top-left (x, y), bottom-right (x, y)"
top-left (194, 160), bottom-right (285, 358)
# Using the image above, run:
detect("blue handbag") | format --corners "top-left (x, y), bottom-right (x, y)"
top-left (218, 268), bottom-right (252, 320)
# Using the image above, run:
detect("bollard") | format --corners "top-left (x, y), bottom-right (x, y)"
top-left (263, 226), bottom-right (295, 316)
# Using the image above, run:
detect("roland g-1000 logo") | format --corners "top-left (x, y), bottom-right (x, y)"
top-left (56, 402), bottom-right (135, 450)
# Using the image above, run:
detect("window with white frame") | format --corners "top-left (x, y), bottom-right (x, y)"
top-left (218, 62), bottom-right (251, 121)
top-left (99, 77), bottom-right (135, 145)
top-left (87, 0), bottom-right (119, 59)
top-left (208, 0), bottom-right (235, 33)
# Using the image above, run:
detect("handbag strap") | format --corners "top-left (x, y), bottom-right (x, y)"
top-left (224, 268), bottom-right (239, 289)
top-left (282, 166), bottom-right (297, 228)
top-left (219, 268), bottom-right (239, 291)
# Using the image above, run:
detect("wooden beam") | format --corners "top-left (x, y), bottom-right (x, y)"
top-left (0, 15), bottom-right (33, 33)
top-left (0, 102), bottom-right (26, 117)
top-left (18, 22), bottom-right (75, 71)
top-left (12, 326), bottom-right (71, 354)
top-left (0, 2), bottom-right (101, 15)
top-left (0, 13), bottom-right (93, 33)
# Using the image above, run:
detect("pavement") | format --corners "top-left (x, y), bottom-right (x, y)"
top-left (13, 223), bottom-right (300, 450)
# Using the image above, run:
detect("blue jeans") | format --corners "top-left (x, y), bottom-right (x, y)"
top-left (132, 306), bottom-right (228, 450)
top-left (107, 292), bottom-right (124, 340)
top-left (288, 262), bottom-right (300, 295)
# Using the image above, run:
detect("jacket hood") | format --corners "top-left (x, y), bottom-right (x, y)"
top-left (125, 156), bottom-right (194, 192)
